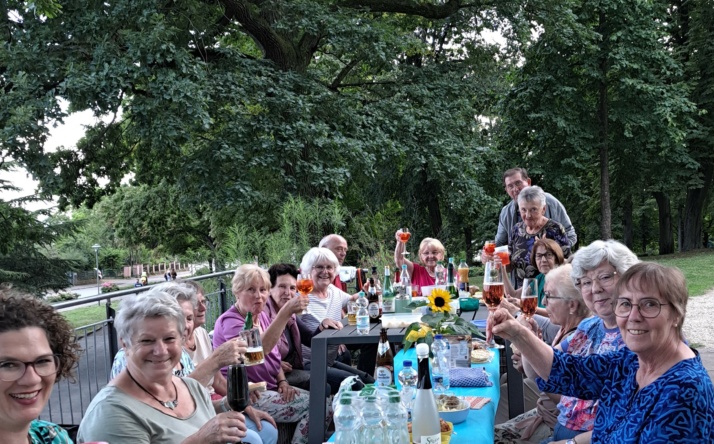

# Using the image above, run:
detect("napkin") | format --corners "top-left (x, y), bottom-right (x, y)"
top-left (449, 366), bottom-right (493, 387)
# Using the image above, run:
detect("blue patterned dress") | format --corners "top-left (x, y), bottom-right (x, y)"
top-left (538, 347), bottom-right (714, 443)
top-left (508, 219), bottom-right (570, 288)
top-left (29, 420), bottom-right (72, 443)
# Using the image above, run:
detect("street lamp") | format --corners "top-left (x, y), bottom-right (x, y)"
top-left (92, 244), bottom-right (101, 295)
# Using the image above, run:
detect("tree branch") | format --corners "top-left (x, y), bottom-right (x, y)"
top-left (337, 0), bottom-right (482, 20)
top-left (330, 58), bottom-right (361, 90)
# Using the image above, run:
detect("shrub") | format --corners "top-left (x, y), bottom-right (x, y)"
top-left (101, 282), bottom-right (120, 293)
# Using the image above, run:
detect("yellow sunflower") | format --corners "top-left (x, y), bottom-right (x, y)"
top-left (427, 288), bottom-right (452, 313)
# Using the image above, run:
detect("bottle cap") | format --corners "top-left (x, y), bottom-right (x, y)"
top-left (403, 360), bottom-right (412, 367)
top-left (434, 334), bottom-right (443, 340)
top-left (402, 264), bottom-right (407, 270)
top-left (339, 397), bottom-right (352, 405)
top-left (416, 342), bottom-right (429, 357)
top-left (389, 394), bottom-right (400, 403)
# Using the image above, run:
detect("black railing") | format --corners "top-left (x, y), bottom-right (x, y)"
top-left (41, 270), bottom-right (236, 427)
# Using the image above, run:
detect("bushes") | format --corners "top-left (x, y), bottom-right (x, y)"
top-left (46, 292), bottom-right (79, 303)
top-left (101, 282), bottom-right (120, 293)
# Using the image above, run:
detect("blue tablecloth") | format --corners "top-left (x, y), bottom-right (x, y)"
top-left (327, 347), bottom-right (500, 443)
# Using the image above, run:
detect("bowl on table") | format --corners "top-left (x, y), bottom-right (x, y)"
top-left (436, 394), bottom-right (470, 424)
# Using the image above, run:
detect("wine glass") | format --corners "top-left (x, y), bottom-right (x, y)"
top-left (398, 227), bottom-right (411, 255)
top-left (520, 278), bottom-right (538, 320)
top-left (483, 259), bottom-right (505, 349)
top-left (296, 271), bottom-right (313, 315)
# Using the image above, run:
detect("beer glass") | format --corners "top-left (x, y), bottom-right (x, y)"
top-left (483, 259), bottom-right (504, 349)
top-left (240, 328), bottom-right (265, 366)
top-left (347, 301), bottom-right (357, 326)
top-left (520, 278), bottom-right (538, 320)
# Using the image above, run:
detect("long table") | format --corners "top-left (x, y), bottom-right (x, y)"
top-left (308, 305), bottom-right (524, 444)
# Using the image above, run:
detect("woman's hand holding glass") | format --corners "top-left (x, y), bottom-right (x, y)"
top-left (196, 410), bottom-right (247, 444)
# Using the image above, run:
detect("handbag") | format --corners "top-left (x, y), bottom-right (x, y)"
top-left (449, 366), bottom-right (493, 387)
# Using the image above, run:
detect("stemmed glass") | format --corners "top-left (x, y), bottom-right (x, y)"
top-left (520, 278), bottom-right (538, 320)
top-left (398, 227), bottom-right (411, 255)
top-left (483, 259), bottom-right (505, 349)
top-left (296, 271), bottom-right (313, 315)
top-left (226, 363), bottom-right (249, 443)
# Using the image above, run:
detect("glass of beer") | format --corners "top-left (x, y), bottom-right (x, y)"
top-left (296, 271), bottom-right (313, 315)
top-left (520, 278), bottom-right (538, 320)
top-left (483, 259), bottom-right (504, 349)
top-left (240, 328), bottom-right (265, 366)
top-left (347, 301), bottom-right (357, 326)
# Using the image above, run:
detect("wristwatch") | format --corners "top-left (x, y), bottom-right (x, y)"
top-left (565, 439), bottom-right (577, 444)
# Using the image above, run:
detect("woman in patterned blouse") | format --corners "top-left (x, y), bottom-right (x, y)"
top-left (0, 288), bottom-right (80, 444)
top-left (491, 262), bottom-right (714, 443)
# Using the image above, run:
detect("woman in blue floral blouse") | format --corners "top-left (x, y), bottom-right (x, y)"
top-left (491, 262), bottom-right (714, 443)
top-left (0, 288), bottom-right (81, 444)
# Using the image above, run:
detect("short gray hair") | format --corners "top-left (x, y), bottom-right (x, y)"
top-left (155, 282), bottom-right (198, 310)
top-left (570, 239), bottom-right (639, 286)
top-left (115, 290), bottom-right (186, 347)
top-left (545, 264), bottom-right (590, 318)
top-left (300, 247), bottom-right (339, 274)
top-left (517, 186), bottom-right (546, 209)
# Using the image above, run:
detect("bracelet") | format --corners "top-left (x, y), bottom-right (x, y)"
top-left (220, 396), bottom-right (231, 412)
top-left (277, 379), bottom-right (288, 386)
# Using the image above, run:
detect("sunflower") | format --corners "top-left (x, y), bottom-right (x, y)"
top-left (428, 288), bottom-right (452, 313)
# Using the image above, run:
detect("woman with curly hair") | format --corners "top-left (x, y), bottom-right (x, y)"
top-left (0, 287), bottom-right (81, 444)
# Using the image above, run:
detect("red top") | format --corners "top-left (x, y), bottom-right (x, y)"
top-left (411, 263), bottom-right (435, 288)
top-left (333, 274), bottom-right (347, 292)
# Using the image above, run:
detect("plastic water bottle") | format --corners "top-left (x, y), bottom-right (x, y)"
top-left (383, 393), bottom-right (410, 444)
top-left (333, 394), bottom-right (360, 444)
top-left (356, 291), bottom-right (369, 335)
top-left (360, 395), bottom-right (385, 444)
top-left (431, 334), bottom-right (451, 394)
top-left (397, 359), bottom-right (418, 419)
top-left (434, 261), bottom-right (446, 285)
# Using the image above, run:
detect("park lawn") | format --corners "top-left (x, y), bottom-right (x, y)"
top-left (648, 249), bottom-right (714, 297)
top-left (61, 302), bottom-right (121, 329)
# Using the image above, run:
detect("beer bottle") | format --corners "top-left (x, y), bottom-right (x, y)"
top-left (243, 311), bottom-right (253, 330)
top-left (367, 278), bottom-right (381, 323)
top-left (446, 258), bottom-right (459, 316)
top-left (374, 328), bottom-right (394, 387)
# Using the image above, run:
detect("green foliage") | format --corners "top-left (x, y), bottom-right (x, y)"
top-left (46, 292), bottom-right (79, 303)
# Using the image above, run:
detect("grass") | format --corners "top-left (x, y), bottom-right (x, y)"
top-left (647, 249), bottom-right (714, 297)
top-left (60, 304), bottom-right (111, 329)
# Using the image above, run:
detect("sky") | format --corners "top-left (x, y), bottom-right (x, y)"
top-left (2, 109), bottom-right (97, 212)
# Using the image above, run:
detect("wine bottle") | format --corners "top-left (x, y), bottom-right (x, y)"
top-left (382, 266), bottom-right (395, 314)
top-left (374, 328), bottom-right (394, 387)
top-left (412, 343), bottom-right (441, 444)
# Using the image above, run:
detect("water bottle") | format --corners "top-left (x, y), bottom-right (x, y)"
top-left (383, 393), bottom-right (410, 444)
top-left (434, 261), bottom-right (446, 285)
top-left (397, 359), bottom-right (418, 419)
top-left (334, 394), bottom-right (360, 444)
top-left (431, 334), bottom-right (451, 394)
top-left (360, 395), bottom-right (385, 444)
top-left (356, 291), bottom-right (369, 335)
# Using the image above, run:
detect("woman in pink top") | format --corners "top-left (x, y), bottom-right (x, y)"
top-left (394, 229), bottom-right (446, 291)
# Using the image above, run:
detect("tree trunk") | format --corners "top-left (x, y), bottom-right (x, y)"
top-left (653, 191), bottom-right (674, 254)
top-left (681, 161), bottom-right (714, 251)
top-left (464, 226), bottom-right (473, 264)
top-left (622, 194), bottom-right (633, 249)
top-left (420, 170), bottom-right (443, 238)
top-left (597, 39), bottom-right (612, 238)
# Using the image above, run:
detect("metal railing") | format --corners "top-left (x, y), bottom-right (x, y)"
top-left (41, 270), bottom-right (236, 427)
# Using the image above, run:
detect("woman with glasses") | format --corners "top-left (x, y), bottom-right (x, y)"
top-left (495, 264), bottom-right (591, 442)
top-left (507, 186), bottom-right (571, 289)
top-left (0, 288), bottom-right (80, 444)
top-left (213, 264), bottom-right (312, 444)
top-left (297, 248), bottom-right (374, 394)
top-left (492, 262), bottom-right (714, 443)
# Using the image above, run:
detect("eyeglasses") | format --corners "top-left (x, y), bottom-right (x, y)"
top-left (313, 265), bottom-right (335, 273)
top-left (543, 291), bottom-right (566, 301)
top-left (505, 180), bottom-right (526, 191)
top-left (615, 298), bottom-right (670, 318)
top-left (519, 207), bottom-right (542, 215)
top-left (535, 252), bottom-right (555, 261)
top-left (577, 272), bottom-right (617, 291)
top-left (0, 355), bottom-right (60, 382)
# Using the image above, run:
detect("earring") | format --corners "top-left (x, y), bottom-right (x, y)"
top-left (674, 323), bottom-right (678, 328)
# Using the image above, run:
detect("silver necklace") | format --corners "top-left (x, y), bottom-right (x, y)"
top-left (126, 368), bottom-right (179, 410)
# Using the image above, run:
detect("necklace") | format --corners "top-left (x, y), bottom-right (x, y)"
top-left (126, 368), bottom-right (179, 410)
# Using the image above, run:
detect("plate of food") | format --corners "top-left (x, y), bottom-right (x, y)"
top-left (471, 348), bottom-right (495, 364)
top-left (436, 394), bottom-right (470, 424)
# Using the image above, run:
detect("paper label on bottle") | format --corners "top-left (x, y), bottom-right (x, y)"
top-left (368, 302), bottom-right (380, 318)
top-left (420, 434), bottom-right (441, 444)
top-left (375, 366), bottom-right (393, 386)
top-left (382, 297), bottom-right (395, 313)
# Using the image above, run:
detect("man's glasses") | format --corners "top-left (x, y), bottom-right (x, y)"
top-left (615, 298), bottom-right (669, 318)
top-left (577, 272), bottom-right (617, 291)
top-left (0, 355), bottom-right (60, 382)
top-left (313, 265), bottom-right (335, 273)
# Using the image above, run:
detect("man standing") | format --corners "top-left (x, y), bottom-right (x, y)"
top-left (319, 234), bottom-right (349, 291)
top-left (495, 167), bottom-right (577, 248)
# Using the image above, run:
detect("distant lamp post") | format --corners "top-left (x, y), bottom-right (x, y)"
top-left (92, 244), bottom-right (101, 295)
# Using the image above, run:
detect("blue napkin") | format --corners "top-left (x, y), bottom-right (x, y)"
top-left (471, 319), bottom-right (487, 329)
